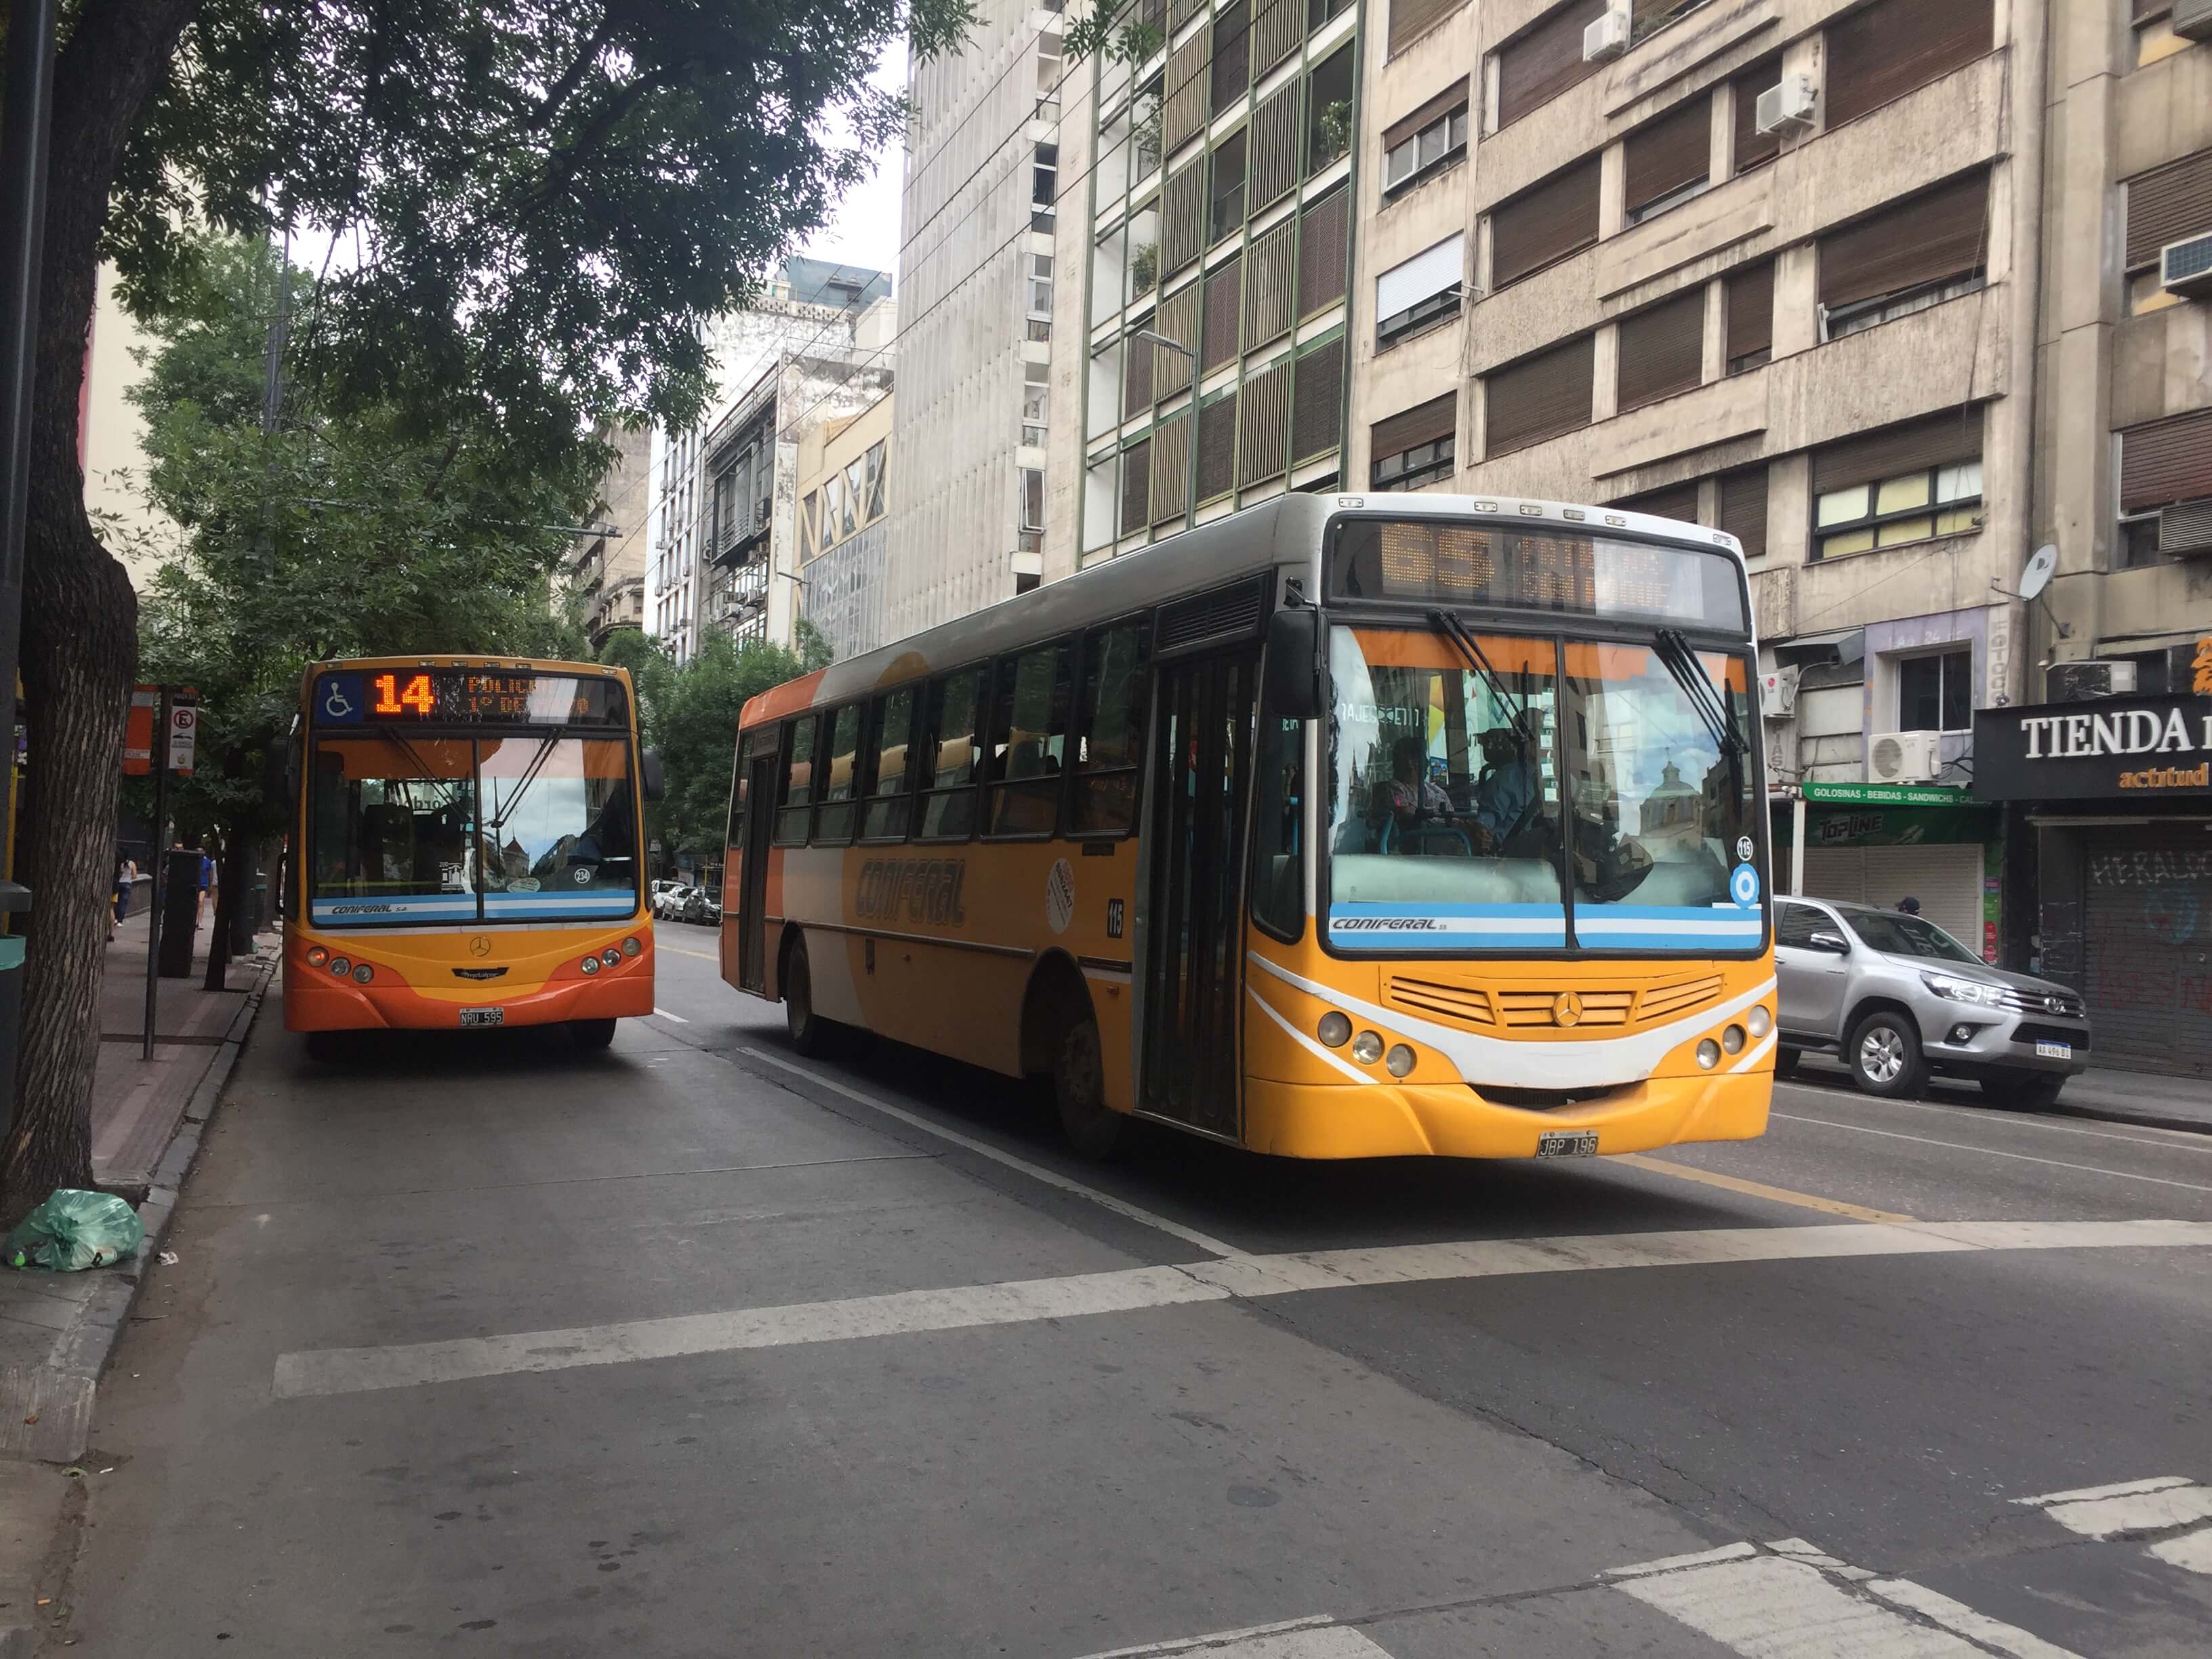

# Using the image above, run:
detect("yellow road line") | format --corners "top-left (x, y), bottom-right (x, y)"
top-left (1612, 1152), bottom-right (1917, 1224)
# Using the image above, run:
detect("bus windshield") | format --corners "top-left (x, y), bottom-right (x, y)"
top-left (309, 732), bottom-right (639, 926)
top-left (1324, 626), bottom-right (1760, 954)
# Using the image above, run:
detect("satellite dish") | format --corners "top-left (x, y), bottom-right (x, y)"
top-left (2019, 544), bottom-right (2059, 602)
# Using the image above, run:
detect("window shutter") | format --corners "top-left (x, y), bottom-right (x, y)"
top-left (1238, 356), bottom-right (1292, 485)
top-left (1490, 155), bottom-right (1601, 287)
top-left (1616, 291), bottom-right (1705, 414)
top-left (1120, 440), bottom-right (1152, 536)
top-left (1618, 481), bottom-right (1701, 523)
top-left (1297, 186), bottom-right (1349, 316)
top-left (1151, 411), bottom-right (1192, 523)
top-left (1376, 234), bottom-right (1465, 323)
top-left (1292, 335), bottom-right (1345, 462)
top-left (1165, 35), bottom-right (1209, 154)
top-left (1810, 409), bottom-right (1983, 494)
top-left (1720, 465), bottom-right (1769, 560)
top-left (1390, 0), bottom-right (1459, 59)
top-left (1123, 335), bottom-right (1155, 417)
top-left (1251, 0), bottom-right (1304, 77)
top-left (1153, 283), bottom-right (1202, 397)
top-left (1203, 255), bottom-right (1242, 371)
top-left (1170, 0), bottom-right (1205, 26)
top-left (1248, 83), bottom-right (1302, 213)
top-left (1496, 0), bottom-right (1606, 129)
top-left (1732, 56), bottom-right (1782, 173)
top-left (2125, 148), bottom-right (2212, 270)
top-left (1725, 261), bottom-right (1774, 367)
top-left (1624, 96), bottom-right (1711, 215)
top-left (1485, 334), bottom-right (1595, 457)
top-left (1212, 1), bottom-right (1250, 114)
top-left (1825, 0), bottom-right (1992, 129)
top-left (1372, 392), bottom-right (1457, 462)
top-left (1198, 389), bottom-right (1240, 501)
top-left (1162, 159), bottom-right (1206, 276)
top-left (1244, 220), bottom-right (1297, 348)
top-left (1818, 169), bottom-right (1988, 310)
top-left (2120, 409), bottom-right (2212, 512)
top-left (1384, 79), bottom-right (1469, 150)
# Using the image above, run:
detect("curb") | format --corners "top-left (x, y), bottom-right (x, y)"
top-left (0, 949), bottom-right (276, 1467)
top-left (2043, 1099), bottom-right (2212, 1138)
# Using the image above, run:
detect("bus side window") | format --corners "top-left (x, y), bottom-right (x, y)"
top-left (987, 640), bottom-right (1073, 838)
top-left (918, 669), bottom-right (984, 841)
top-left (1250, 714), bottom-right (1305, 942)
top-left (815, 705), bottom-right (862, 844)
top-left (861, 687), bottom-right (920, 840)
top-left (775, 714), bottom-right (819, 845)
top-left (1071, 617), bottom-right (1151, 836)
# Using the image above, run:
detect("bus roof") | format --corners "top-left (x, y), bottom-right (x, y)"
top-left (740, 491), bottom-right (1744, 728)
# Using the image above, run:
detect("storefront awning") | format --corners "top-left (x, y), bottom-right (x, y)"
top-left (1770, 629), bottom-right (1865, 668)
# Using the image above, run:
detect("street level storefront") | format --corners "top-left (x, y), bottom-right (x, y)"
top-left (1975, 691), bottom-right (2212, 1078)
top-left (1771, 783), bottom-right (2000, 962)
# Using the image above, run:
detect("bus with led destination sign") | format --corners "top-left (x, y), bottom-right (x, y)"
top-left (719, 491), bottom-right (1774, 1168)
top-left (287, 656), bottom-right (663, 1058)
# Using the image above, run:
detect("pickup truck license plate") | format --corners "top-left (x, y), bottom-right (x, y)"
top-left (459, 1008), bottom-right (506, 1028)
top-left (1536, 1130), bottom-right (1599, 1159)
top-left (2034, 1040), bottom-right (2071, 1061)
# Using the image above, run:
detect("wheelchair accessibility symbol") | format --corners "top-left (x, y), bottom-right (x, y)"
top-left (318, 674), bottom-right (365, 724)
top-left (1729, 863), bottom-right (1761, 908)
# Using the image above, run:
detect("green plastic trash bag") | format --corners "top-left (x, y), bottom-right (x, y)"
top-left (3, 1189), bottom-right (145, 1271)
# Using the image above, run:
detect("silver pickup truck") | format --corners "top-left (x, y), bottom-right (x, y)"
top-left (1774, 897), bottom-right (2091, 1107)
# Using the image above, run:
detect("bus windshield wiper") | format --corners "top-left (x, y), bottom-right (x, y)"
top-left (1427, 610), bottom-right (1535, 747)
top-left (1653, 629), bottom-right (1745, 760)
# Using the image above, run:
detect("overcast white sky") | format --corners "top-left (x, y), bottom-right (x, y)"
top-left (801, 39), bottom-right (910, 282)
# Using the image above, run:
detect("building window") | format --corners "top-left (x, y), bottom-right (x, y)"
top-left (1824, 0), bottom-right (1992, 130)
top-left (864, 441), bottom-right (887, 521)
top-left (1811, 415), bottom-right (1984, 561)
top-left (1305, 45), bottom-right (1355, 177)
top-left (1483, 334), bottom-right (1595, 457)
top-left (1719, 464), bottom-right (1769, 561)
top-left (1027, 251), bottom-right (1054, 318)
top-left (1818, 170), bottom-right (1988, 341)
top-left (1023, 361), bottom-right (1050, 447)
top-left (1490, 155), bottom-right (1601, 289)
top-left (1209, 129), bottom-right (1248, 246)
top-left (1390, 0), bottom-right (1459, 58)
top-left (2123, 148), bottom-right (2212, 316)
top-left (1731, 55), bottom-right (1782, 174)
top-left (1375, 233), bottom-right (1464, 347)
top-left (1725, 262), bottom-right (1774, 373)
top-left (1615, 290), bottom-right (1704, 415)
top-left (1033, 142), bottom-right (1058, 230)
top-left (1622, 96), bottom-right (1711, 226)
top-left (800, 491), bottom-right (817, 559)
top-left (2133, 5), bottom-right (2192, 70)
top-left (2118, 408), bottom-right (2212, 539)
top-left (1383, 86), bottom-right (1469, 195)
top-left (1897, 649), bottom-right (1973, 733)
top-left (2117, 514), bottom-right (2166, 569)
top-left (1370, 392), bottom-right (1457, 489)
top-left (1493, 0), bottom-right (1605, 132)
top-left (842, 459), bottom-right (862, 537)
top-left (1021, 467), bottom-right (1046, 533)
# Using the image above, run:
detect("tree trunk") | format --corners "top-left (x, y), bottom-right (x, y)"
top-left (3, 0), bottom-right (201, 1227)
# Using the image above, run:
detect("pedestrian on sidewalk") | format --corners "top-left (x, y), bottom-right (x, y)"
top-left (111, 853), bottom-right (136, 943)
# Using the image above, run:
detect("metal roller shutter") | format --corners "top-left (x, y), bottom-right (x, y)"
top-left (1485, 334), bottom-right (1595, 457)
top-left (1799, 844), bottom-right (1984, 957)
top-left (1491, 156), bottom-right (1601, 288)
top-left (2119, 408), bottom-right (2212, 513)
top-left (1385, 79), bottom-right (1469, 150)
top-left (2123, 148), bottom-right (2212, 270)
top-left (1389, 0), bottom-right (1458, 59)
top-left (1818, 171), bottom-right (1990, 310)
top-left (1624, 97), bottom-right (1711, 217)
top-left (1824, 0), bottom-right (1992, 129)
top-left (1732, 56), bottom-right (1782, 173)
top-left (1616, 291), bottom-right (1705, 414)
top-left (1719, 466), bottom-right (1768, 560)
top-left (1496, 0), bottom-right (1605, 130)
top-left (1811, 409), bottom-right (1983, 495)
top-left (1725, 262), bottom-right (1773, 367)
top-left (1371, 392), bottom-right (1456, 463)
top-left (2081, 824), bottom-right (2212, 1077)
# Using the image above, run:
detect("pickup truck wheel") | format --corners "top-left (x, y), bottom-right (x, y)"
top-left (1980, 1073), bottom-right (2066, 1111)
top-left (1849, 1011), bottom-right (1926, 1099)
top-left (1773, 1046), bottom-right (1801, 1080)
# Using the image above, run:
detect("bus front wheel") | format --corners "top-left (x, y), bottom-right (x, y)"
top-left (1054, 1015), bottom-right (1125, 1159)
top-left (571, 1018), bottom-right (617, 1052)
top-left (784, 937), bottom-right (834, 1058)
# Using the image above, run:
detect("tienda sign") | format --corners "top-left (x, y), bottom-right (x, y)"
top-left (1973, 693), bottom-right (2212, 801)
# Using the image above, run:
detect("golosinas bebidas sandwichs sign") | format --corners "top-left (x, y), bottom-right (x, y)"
top-left (1973, 692), bottom-right (2212, 800)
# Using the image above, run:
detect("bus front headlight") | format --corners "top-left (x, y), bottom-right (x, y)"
top-left (621, 936), bottom-right (642, 958)
top-left (1696, 1039), bottom-right (1721, 1069)
top-left (1317, 1012), bottom-right (1351, 1048)
top-left (579, 955), bottom-right (601, 976)
top-left (1351, 1030), bottom-right (1384, 1065)
top-left (1385, 1044), bottom-right (1416, 1078)
top-left (1747, 1005), bottom-right (1772, 1038)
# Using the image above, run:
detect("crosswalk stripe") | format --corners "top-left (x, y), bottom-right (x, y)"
top-left (2017, 1478), bottom-right (2212, 1539)
top-left (2148, 1530), bottom-right (2212, 1576)
top-left (1072, 1619), bottom-right (1386, 1659)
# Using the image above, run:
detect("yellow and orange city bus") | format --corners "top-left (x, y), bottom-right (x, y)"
top-left (722, 494), bottom-right (1775, 1160)
top-left (284, 657), bottom-right (660, 1056)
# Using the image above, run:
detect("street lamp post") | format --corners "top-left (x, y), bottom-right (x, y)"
top-left (1131, 329), bottom-right (1198, 530)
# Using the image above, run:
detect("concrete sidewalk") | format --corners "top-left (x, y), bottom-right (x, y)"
top-left (2047, 1065), bottom-right (2212, 1136)
top-left (0, 908), bottom-right (276, 1465)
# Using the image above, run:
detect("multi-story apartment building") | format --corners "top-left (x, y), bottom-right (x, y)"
top-left (559, 423), bottom-right (653, 652)
top-left (649, 259), bottom-right (892, 661)
top-left (795, 389), bottom-right (897, 661)
top-left (882, 1), bottom-right (1067, 636)
top-left (1048, 0), bottom-right (1360, 575)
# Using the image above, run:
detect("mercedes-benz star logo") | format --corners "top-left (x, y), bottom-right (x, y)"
top-left (1552, 991), bottom-right (1584, 1028)
top-left (468, 935), bottom-right (493, 958)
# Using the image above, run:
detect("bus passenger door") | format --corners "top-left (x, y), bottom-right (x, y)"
top-left (1139, 648), bottom-right (1258, 1138)
top-left (736, 750), bottom-right (778, 995)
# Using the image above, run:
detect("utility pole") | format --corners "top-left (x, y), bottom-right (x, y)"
top-left (0, 0), bottom-right (59, 1134)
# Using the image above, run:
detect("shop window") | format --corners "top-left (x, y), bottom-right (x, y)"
top-left (1897, 649), bottom-right (1973, 734)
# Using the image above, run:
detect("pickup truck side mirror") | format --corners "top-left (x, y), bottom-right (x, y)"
top-left (1807, 928), bottom-right (1849, 954)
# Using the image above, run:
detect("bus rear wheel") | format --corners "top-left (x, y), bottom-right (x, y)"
top-left (1054, 1014), bottom-right (1125, 1159)
top-left (570, 1018), bottom-right (617, 1052)
top-left (784, 937), bottom-right (834, 1058)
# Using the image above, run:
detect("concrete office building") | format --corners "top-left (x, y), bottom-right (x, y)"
top-left (886, 1), bottom-right (1069, 634)
top-left (560, 424), bottom-right (653, 652)
top-left (796, 390), bottom-right (899, 662)
top-left (650, 259), bottom-right (892, 661)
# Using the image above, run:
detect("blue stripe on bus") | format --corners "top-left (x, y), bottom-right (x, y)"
top-left (482, 895), bottom-right (636, 916)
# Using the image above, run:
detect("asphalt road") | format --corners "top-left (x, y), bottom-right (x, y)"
top-left (54, 927), bottom-right (2212, 1657)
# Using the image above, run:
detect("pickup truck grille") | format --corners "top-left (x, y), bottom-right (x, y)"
top-left (1996, 987), bottom-right (2084, 1019)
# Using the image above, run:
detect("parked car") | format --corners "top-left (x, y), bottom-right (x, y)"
top-left (681, 888), bottom-right (722, 926)
top-left (650, 878), bottom-right (684, 912)
top-left (1774, 897), bottom-right (2090, 1106)
top-left (653, 884), bottom-right (693, 920)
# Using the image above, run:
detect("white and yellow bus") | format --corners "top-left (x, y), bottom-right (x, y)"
top-left (720, 493), bottom-right (1774, 1160)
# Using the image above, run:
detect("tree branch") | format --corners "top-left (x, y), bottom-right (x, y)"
top-left (527, 8), bottom-right (617, 135)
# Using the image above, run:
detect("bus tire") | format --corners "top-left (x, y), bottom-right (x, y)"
top-left (784, 935), bottom-right (834, 1058)
top-left (570, 1018), bottom-right (617, 1052)
top-left (1053, 1014), bottom-right (1125, 1159)
top-left (1773, 1046), bottom-right (1800, 1080)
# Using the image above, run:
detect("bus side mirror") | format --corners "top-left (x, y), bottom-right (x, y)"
top-left (1264, 607), bottom-right (1323, 722)
top-left (642, 748), bottom-right (667, 803)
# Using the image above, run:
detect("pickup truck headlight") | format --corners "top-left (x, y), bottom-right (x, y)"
top-left (1922, 973), bottom-right (2001, 1006)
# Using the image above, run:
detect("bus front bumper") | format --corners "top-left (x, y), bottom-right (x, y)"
top-left (284, 942), bottom-right (654, 1031)
top-left (1237, 1070), bottom-right (1772, 1160)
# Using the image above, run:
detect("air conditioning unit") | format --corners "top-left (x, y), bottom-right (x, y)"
top-left (1868, 731), bottom-right (1942, 785)
top-left (1759, 665), bottom-right (1800, 719)
top-left (2175, 0), bottom-right (2212, 41)
top-left (1582, 5), bottom-right (1631, 62)
top-left (1755, 76), bottom-right (1818, 138)
top-left (2047, 659), bottom-right (2141, 702)
top-left (2163, 233), bottom-right (2212, 302)
top-left (2160, 498), bottom-right (2212, 557)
